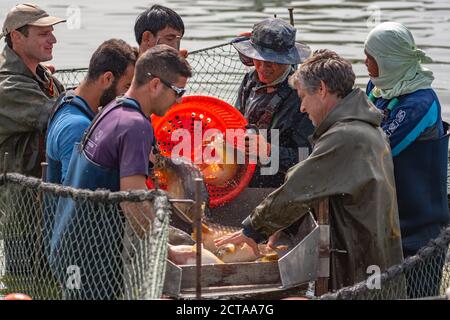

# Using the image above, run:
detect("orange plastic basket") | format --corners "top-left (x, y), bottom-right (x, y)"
top-left (149, 96), bottom-right (256, 208)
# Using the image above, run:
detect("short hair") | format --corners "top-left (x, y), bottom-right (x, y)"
top-left (134, 44), bottom-right (192, 87)
top-left (5, 25), bottom-right (30, 49)
top-left (134, 5), bottom-right (184, 45)
top-left (292, 49), bottom-right (355, 99)
top-left (86, 39), bottom-right (138, 82)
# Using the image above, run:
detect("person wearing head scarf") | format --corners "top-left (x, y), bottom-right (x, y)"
top-left (364, 22), bottom-right (450, 298)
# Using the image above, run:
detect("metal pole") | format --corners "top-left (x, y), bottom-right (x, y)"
top-left (194, 178), bottom-right (203, 299)
top-left (316, 198), bottom-right (330, 296)
top-left (2, 152), bottom-right (8, 183)
top-left (288, 7), bottom-right (295, 26)
top-left (35, 162), bottom-right (48, 278)
top-left (41, 162), bottom-right (48, 182)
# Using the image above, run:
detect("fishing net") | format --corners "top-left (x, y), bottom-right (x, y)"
top-left (54, 42), bottom-right (248, 105)
top-left (0, 173), bottom-right (171, 300)
top-left (319, 227), bottom-right (450, 300)
top-left (54, 68), bottom-right (88, 90)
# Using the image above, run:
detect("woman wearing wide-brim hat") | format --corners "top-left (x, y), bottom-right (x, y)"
top-left (233, 18), bottom-right (314, 189)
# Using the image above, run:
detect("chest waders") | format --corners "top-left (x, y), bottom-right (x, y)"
top-left (49, 97), bottom-right (147, 300)
top-left (369, 89), bottom-right (450, 254)
top-left (45, 91), bottom-right (96, 184)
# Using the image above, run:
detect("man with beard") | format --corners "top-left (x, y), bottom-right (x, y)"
top-left (45, 39), bottom-right (137, 184)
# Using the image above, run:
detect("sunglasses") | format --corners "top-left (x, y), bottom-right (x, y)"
top-left (147, 72), bottom-right (186, 98)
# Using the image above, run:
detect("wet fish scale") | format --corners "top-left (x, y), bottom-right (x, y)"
top-left (192, 220), bottom-right (285, 263)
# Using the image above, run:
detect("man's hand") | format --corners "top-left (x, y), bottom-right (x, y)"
top-left (120, 175), bottom-right (154, 238)
top-left (238, 31), bottom-right (252, 37)
top-left (214, 229), bottom-right (260, 256)
top-left (120, 200), bottom-right (155, 238)
top-left (245, 134), bottom-right (271, 160)
top-left (267, 230), bottom-right (282, 250)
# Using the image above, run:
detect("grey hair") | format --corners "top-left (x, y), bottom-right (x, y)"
top-left (291, 49), bottom-right (355, 98)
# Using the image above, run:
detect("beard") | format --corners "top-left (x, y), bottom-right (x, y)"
top-left (99, 80), bottom-right (118, 107)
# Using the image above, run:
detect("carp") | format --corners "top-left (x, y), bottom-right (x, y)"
top-left (168, 244), bottom-right (224, 265)
top-left (192, 220), bottom-right (289, 263)
top-left (149, 154), bottom-right (210, 231)
top-left (215, 243), bottom-right (258, 263)
top-left (198, 136), bottom-right (240, 187)
top-left (192, 221), bottom-right (240, 253)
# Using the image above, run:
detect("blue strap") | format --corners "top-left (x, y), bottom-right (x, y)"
top-left (49, 92), bottom-right (94, 124)
top-left (46, 92), bottom-right (94, 152)
top-left (79, 97), bottom-right (146, 149)
top-left (120, 97), bottom-right (142, 112)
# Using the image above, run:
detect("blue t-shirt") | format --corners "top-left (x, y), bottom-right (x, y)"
top-left (46, 95), bottom-right (95, 183)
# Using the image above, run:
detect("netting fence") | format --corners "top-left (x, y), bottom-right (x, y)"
top-left (0, 173), bottom-right (171, 300)
top-left (318, 227), bottom-right (450, 300)
top-left (54, 41), bottom-right (249, 105)
top-left (1, 172), bottom-right (449, 300)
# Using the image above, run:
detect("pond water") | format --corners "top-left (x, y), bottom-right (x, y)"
top-left (1, 0), bottom-right (450, 119)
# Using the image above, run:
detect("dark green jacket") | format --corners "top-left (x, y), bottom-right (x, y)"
top-left (243, 88), bottom-right (404, 290)
top-left (0, 45), bottom-right (64, 177)
top-left (236, 69), bottom-right (314, 188)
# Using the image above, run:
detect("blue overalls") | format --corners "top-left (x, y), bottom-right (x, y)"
top-left (45, 91), bottom-right (96, 184)
top-left (49, 97), bottom-right (148, 300)
top-left (367, 86), bottom-right (449, 253)
top-left (43, 92), bottom-right (96, 261)
top-left (368, 85), bottom-right (450, 297)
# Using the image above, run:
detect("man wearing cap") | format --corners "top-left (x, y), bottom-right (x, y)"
top-left (0, 3), bottom-right (65, 177)
top-left (234, 18), bottom-right (315, 188)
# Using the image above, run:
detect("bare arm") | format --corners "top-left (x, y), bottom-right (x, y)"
top-left (120, 175), bottom-right (155, 238)
top-left (120, 175), bottom-right (147, 191)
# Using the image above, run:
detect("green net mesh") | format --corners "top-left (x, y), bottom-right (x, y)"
top-left (319, 230), bottom-right (450, 300)
top-left (53, 42), bottom-right (248, 105)
top-left (0, 174), bottom-right (170, 300)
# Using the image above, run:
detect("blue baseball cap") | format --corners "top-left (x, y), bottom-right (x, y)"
top-left (233, 18), bottom-right (311, 66)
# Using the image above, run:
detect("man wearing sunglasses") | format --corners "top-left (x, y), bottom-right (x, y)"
top-left (50, 45), bottom-right (192, 299)
top-left (134, 4), bottom-right (187, 57)
top-left (148, 71), bottom-right (186, 101)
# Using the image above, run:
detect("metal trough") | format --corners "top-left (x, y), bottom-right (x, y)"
top-left (163, 188), bottom-right (320, 299)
